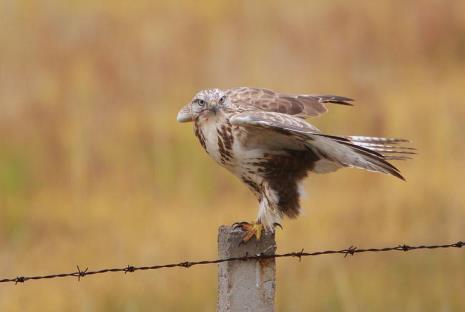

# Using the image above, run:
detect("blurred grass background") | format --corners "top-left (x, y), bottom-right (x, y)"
top-left (1, 0), bottom-right (465, 311)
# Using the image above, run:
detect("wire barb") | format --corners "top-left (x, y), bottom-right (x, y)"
top-left (76, 266), bottom-right (88, 281)
top-left (179, 262), bottom-right (192, 268)
top-left (295, 248), bottom-right (305, 262)
top-left (399, 244), bottom-right (411, 252)
top-left (0, 240), bottom-right (463, 285)
top-left (14, 277), bottom-right (25, 285)
top-left (344, 246), bottom-right (357, 258)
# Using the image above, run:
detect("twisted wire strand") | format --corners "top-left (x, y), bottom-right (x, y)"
top-left (1, 240), bottom-right (463, 284)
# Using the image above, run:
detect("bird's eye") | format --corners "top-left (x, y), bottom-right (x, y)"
top-left (218, 96), bottom-right (226, 104)
top-left (195, 99), bottom-right (206, 107)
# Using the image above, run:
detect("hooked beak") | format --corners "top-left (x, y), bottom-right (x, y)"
top-left (209, 104), bottom-right (218, 113)
top-left (176, 104), bottom-right (193, 123)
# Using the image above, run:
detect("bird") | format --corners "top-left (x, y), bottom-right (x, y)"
top-left (177, 87), bottom-right (414, 241)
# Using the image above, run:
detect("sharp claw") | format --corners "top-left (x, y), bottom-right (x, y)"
top-left (232, 221), bottom-right (263, 243)
top-left (273, 223), bottom-right (283, 230)
top-left (232, 221), bottom-right (248, 230)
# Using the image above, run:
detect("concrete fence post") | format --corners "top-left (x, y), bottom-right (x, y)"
top-left (217, 225), bottom-right (276, 312)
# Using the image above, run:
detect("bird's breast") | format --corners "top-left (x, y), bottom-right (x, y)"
top-left (194, 114), bottom-right (234, 167)
top-left (194, 114), bottom-right (280, 186)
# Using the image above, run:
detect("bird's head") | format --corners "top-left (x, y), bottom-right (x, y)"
top-left (177, 88), bottom-right (230, 123)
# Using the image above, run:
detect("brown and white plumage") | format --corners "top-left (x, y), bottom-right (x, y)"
top-left (177, 87), bottom-right (414, 231)
top-left (225, 87), bottom-right (354, 117)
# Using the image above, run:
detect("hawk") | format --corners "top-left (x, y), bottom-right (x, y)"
top-left (177, 87), bottom-right (414, 241)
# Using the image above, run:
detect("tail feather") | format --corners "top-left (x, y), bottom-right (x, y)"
top-left (348, 136), bottom-right (416, 158)
top-left (351, 142), bottom-right (415, 150)
top-left (348, 136), bottom-right (409, 144)
top-left (335, 139), bottom-right (404, 179)
top-left (384, 156), bottom-right (413, 161)
top-left (358, 148), bottom-right (416, 155)
top-left (310, 134), bottom-right (415, 180)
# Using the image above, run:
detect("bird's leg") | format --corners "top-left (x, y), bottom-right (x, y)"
top-left (232, 221), bottom-right (264, 242)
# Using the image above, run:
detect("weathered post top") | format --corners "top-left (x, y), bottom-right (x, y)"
top-left (217, 225), bottom-right (276, 312)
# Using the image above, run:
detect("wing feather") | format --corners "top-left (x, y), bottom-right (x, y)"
top-left (226, 87), bottom-right (353, 118)
top-left (230, 111), bottom-right (408, 180)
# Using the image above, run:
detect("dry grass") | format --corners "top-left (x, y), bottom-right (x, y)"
top-left (1, 0), bottom-right (465, 311)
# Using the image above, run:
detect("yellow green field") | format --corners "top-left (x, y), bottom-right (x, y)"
top-left (1, 1), bottom-right (465, 311)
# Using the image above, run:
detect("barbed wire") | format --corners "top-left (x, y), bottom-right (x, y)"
top-left (1, 240), bottom-right (463, 285)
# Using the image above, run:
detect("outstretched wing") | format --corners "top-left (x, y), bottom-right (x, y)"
top-left (230, 111), bottom-right (412, 180)
top-left (225, 87), bottom-right (353, 118)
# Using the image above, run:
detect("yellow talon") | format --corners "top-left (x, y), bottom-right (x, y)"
top-left (233, 222), bottom-right (264, 242)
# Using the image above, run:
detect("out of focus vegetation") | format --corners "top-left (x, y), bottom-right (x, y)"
top-left (1, 1), bottom-right (465, 311)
